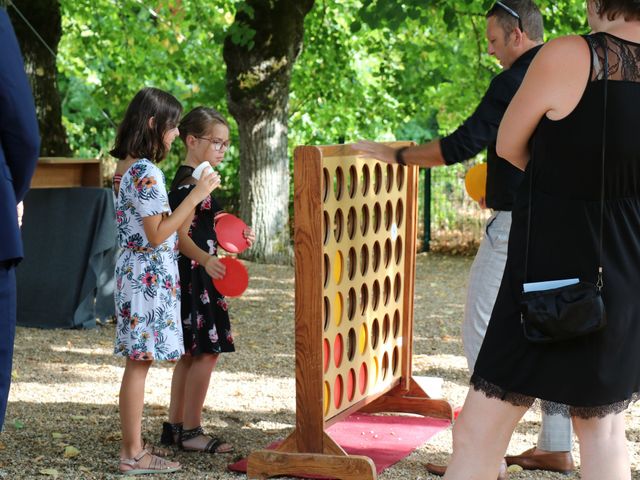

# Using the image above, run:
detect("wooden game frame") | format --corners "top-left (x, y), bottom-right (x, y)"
top-left (247, 143), bottom-right (453, 480)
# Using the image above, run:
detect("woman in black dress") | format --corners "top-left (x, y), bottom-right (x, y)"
top-left (161, 107), bottom-right (255, 454)
top-left (445, 2), bottom-right (640, 479)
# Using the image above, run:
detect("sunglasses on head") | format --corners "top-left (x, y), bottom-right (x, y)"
top-left (493, 1), bottom-right (524, 32)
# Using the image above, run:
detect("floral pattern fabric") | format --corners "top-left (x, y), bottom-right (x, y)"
top-left (112, 159), bottom-right (184, 361)
top-left (169, 166), bottom-right (235, 356)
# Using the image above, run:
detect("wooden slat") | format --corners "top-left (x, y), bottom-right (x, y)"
top-left (293, 146), bottom-right (325, 453)
top-left (401, 160), bottom-right (419, 390)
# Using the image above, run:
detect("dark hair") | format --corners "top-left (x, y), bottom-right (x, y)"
top-left (486, 0), bottom-right (544, 42)
top-left (178, 106), bottom-right (229, 145)
top-left (109, 87), bottom-right (182, 162)
top-left (596, 0), bottom-right (640, 21)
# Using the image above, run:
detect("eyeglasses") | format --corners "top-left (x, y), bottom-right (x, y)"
top-left (196, 137), bottom-right (231, 152)
top-left (492, 1), bottom-right (523, 32)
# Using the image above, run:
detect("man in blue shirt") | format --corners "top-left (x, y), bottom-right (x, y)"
top-left (0, 7), bottom-right (40, 431)
top-left (356, 1), bottom-right (574, 477)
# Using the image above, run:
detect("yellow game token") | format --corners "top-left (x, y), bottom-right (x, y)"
top-left (465, 163), bottom-right (487, 202)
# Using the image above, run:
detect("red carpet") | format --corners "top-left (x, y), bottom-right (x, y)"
top-left (228, 413), bottom-right (450, 478)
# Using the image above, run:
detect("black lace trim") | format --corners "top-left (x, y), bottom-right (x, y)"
top-left (588, 33), bottom-right (640, 82)
top-left (470, 374), bottom-right (640, 419)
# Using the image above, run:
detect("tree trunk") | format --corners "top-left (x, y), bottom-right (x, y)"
top-left (223, 0), bottom-right (314, 264)
top-left (8, 0), bottom-right (71, 156)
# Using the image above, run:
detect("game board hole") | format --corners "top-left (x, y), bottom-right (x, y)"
top-left (384, 200), bottom-right (393, 231)
top-left (360, 204), bottom-right (370, 236)
top-left (373, 163), bottom-right (382, 194)
top-left (322, 168), bottom-right (330, 202)
top-left (347, 206), bottom-right (357, 240)
top-left (393, 310), bottom-right (400, 338)
top-left (395, 199), bottom-right (404, 228)
top-left (348, 165), bottom-right (358, 199)
top-left (347, 288), bottom-right (356, 321)
top-left (334, 333), bottom-right (343, 368)
top-left (394, 273), bottom-right (402, 302)
top-left (381, 351), bottom-right (389, 380)
top-left (334, 167), bottom-right (344, 200)
top-left (360, 244), bottom-right (369, 276)
top-left (359, 283), bottom-right (369, 316)
top-left (323, 296), bottom-right (330, 331)
top-left (373, 203), bottom-right (382, 233)
top-left (334, 375), bottom-right (343, 409)
top-left (396, 166), bottom-right (405, 190)
top-left (372, 280), bottom-right (381, 310)
top-left (383, 276), bottom-right (391, 306)
top-left (384, 239), bottom-right (392, 267)
top-left (347, 247), bottom-right (356, 280)
top-left (347, 328), bottom-right (356, 361)
top-left (382, 314), bottom-right (390, 343)
top-left (395, 236), bottom-right (403, 265)
top-left (386, 164), bottom-right (394, 193)
top-left (392, 346), bottom-right (399, 375)
top-left (372, 241), bottom-right (381, 272)
top-left (333, 250), bottom-right (343, 285)
top-left (361, 164), bottom-right (371, 196)
top-left (371, 318), bottom-right (380, 349)
top-left (333, 209), bottom-right (344, 242)
top-left (334, 292), bottom-right (343, 326)
top-left (359, 322), bottom-right (368, 354)
top-left (323, 211), bottom-right (330, 246)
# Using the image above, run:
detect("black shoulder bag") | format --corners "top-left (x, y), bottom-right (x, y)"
top-left (520, 37), bottom-right (608, 343)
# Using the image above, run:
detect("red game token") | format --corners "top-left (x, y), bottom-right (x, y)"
top-left (213, 257), bottom-right (249, 297)
top-left (215, 214), bottom-right (249, 254)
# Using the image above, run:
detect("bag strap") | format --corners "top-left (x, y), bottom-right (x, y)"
top-left (524, 33), bottom-right (608, 290)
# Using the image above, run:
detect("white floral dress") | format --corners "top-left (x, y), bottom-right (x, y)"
top-left (112, 159), bottom-right (184, 361)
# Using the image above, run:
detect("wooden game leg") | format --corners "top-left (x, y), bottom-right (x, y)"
top-left (247, 431), bottom-right (377, 480)
top-left (360, 376), bottom-right (454, 421)
top-left (247, 450), bottom-right (376, 480)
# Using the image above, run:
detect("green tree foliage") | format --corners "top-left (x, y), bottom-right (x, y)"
top-left (55, 0), bottom-right (589, 247)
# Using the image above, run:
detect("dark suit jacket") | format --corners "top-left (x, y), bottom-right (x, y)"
top-left (0, 9), bottom-right (40, 265)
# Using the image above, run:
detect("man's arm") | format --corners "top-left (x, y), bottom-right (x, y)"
top-left (355, 74), bottom-right (512, 168)
top-left (0, 9), bottom-right (40, 203)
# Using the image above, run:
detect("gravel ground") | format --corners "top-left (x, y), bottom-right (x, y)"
top-left (1, 253), bottom-right (638, 479)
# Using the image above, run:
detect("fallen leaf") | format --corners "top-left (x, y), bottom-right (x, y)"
top-left (63, 445), bottom-right (80, 458)
top-left (39, 469), bottom-right (59, 478)
top-left (79, 466), bottom-right (91, 472)
top-left (70, 415), bottom-right (87, 421)
top-left (13, 419), bottom-right (24, 430)
top-left (52, 432), bottom-right (64, 439)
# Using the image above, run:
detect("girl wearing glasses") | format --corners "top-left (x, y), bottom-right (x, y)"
top-left (161, 107), bottom-right (254, 454)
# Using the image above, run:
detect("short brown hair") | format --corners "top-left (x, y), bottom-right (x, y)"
top-left (486, 0), bottom-right (544, 42)
top-left (110, 87), bottom-right (182, 162)
top-left (596, 0), bottom-right (640, 21)
top-left (178, 107), bottom-right (229, 145)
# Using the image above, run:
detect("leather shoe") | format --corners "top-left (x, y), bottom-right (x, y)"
top-left (505, 447), bottom-right (574, 473)
top-left (425, 459), bottom-right (508, 479)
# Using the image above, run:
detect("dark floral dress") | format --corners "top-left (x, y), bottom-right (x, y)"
top-left (169, 166), bottom-right (235, 356)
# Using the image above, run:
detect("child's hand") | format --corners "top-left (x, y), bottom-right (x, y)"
top-left (204, 256), bottom-right (226, 280)
top-left (243, 226), bottom-right (255, 247)
top-left (192, 169), bottom-right (220, 202)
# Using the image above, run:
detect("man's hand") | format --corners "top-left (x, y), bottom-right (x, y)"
top-left (353, 140), bottom-right (396, 165)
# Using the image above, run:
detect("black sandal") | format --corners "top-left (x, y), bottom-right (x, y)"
top-left (160, 422), bottom-right (183, 446)
top-left (180, 426), bottom-right (233, 454)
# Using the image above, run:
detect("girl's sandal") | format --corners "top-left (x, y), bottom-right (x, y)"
top-left (160, 422), bottom-right (183, 446)
top-left (143, 440), bottom-right (171, 458)
top-left (119, 449), bottom-right (181, 475)
top-left (180, 426), bottom-right (234, 454)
